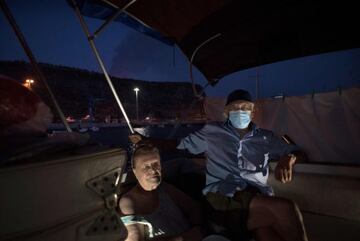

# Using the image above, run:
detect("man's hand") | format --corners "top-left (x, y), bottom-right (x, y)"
top-left (274, 154), bottom-right (297, 183)
top-left (129, 133), bottom-right (145, 145)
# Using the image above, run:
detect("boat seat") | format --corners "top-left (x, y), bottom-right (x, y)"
top-left (0, 145), bottom-right (129, 241)
top-left (161, 158), bottom-right (360, 241)
top-left (269, 162), bottom-right (360, 241)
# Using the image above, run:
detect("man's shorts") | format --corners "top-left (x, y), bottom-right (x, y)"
top-left (204, 190), bottom-right (256, 241)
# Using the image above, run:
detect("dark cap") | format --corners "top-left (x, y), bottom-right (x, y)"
top-left (226, 89), bottom-right (252, 105)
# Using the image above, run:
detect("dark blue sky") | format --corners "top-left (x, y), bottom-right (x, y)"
top-left (1, 0), bottom-right (359, 98)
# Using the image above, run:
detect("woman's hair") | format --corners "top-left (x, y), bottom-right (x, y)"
top-left (131, 143), bottom-right (160, 169)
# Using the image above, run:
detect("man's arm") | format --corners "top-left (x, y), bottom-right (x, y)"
top-left (269, 133), bottom-right (308, 183)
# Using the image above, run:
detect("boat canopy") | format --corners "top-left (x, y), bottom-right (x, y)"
top-left (71, 0), bottom-right (360, 84)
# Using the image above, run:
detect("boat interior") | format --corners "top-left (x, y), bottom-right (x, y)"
top-left (1, 143), bottom-right (359, 241)
top-left (1, 0), bottom-right (359, 240)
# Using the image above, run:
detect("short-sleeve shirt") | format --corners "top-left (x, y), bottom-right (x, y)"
top-left (120, 185), bottom-right (189, 239)
top-left (177, 121), bottom-right (298, 196)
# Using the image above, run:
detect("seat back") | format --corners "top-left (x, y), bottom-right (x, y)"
top-left (0, 146), bottom-right (128, 241)
top-left (269, 163), bottom-right (360, 221)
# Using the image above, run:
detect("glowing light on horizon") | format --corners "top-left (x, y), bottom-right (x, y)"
top-left (23, 78), bottom-right (34, 89)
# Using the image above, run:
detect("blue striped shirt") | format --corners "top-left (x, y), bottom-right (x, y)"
top-left (177, 121), bottom-right (298, 196)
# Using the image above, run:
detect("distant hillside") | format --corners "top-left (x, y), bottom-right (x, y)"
top-left (0, 61), bottom-right (205, 122)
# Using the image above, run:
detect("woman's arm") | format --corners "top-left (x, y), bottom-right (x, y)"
top-left (119, 193), bottom-right (146, 241)
top-left (124, 224), bottom-right (146, 241)
top-left (120, 192), bottom-right (202, 241)
top-left (150, 227), bottom-right (203, 241)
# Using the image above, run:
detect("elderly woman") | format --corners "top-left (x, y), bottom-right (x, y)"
top-left (119, 144), bottom-right (205, 241)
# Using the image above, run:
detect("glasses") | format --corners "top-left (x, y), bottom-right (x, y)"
top-left (229, 102), bottom-right (254, 112)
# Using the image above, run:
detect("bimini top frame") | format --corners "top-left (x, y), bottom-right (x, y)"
top-left (69, 0), bottom-right (136, 134)
top-left (74, 0), bottom-right (360, 85)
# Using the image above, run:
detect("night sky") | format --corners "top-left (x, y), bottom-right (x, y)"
top-left (1, 0), bottom-right (359, 99)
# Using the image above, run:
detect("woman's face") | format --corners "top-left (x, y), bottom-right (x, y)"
top-left (133, 153), bottom-right (162, 191)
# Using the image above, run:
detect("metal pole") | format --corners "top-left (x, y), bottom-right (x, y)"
top-left (93, 0), bottom-right (136, 38)
top-left (0, 0), bottom-right (72, 132)
top-left (136, 91), bottom-right (139, 121)
top-left (256, 67), bottom-right (259, 100)
top-left (70, 0), bottom-right (134, 134)
top-left (133, 87), bottom-right (139, 122)
top-left (100, 0), bottom-right (153, 31)
top-left (189, 33), bottom-right (221, 97)
top-left (249, 67), bottom-right (261, 100)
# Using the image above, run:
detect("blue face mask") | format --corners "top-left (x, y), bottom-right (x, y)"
top-left (229, 110), bottom-right (251, 129)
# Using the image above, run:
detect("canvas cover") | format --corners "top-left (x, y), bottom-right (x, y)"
top-left (75, 0), bottom-right (360, 84)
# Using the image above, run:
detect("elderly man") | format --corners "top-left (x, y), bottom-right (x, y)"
top-left (119, 144), bottom-right (205, 241)
top-left (130, 89), bottom-right (308, 241)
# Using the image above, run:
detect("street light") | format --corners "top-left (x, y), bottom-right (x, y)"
top-left (23, 79), bottom-right (34, 89)
top-left (134, 87), bottom-right (140, 121)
